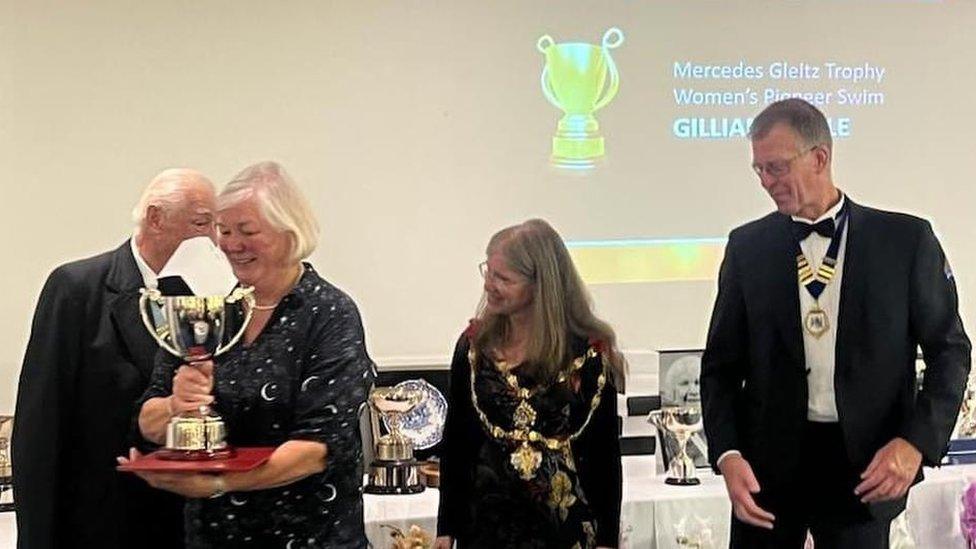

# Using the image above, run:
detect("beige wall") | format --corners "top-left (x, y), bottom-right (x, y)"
top-left (2, 1), bottom-right (974, 411)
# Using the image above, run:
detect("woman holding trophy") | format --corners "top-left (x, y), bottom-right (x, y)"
top-left (130, 161), bottom-right (375, 548)
top-left (435, 219), bottom-right (624, 548)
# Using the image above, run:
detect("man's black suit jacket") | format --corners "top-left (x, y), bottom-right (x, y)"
top-left (12, 241), bottom-right (184, 548)
top-left (701, 199), bottom-right (971, 519)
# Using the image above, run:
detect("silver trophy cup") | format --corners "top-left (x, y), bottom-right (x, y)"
top-left (649, 406), bottom-right (704, 486)
top-left (139, 287), bottom-right (254, 460)
top-left (364, 385), bottom-right (426, 495)
top-left (364, 379), bottom-right (446, 495)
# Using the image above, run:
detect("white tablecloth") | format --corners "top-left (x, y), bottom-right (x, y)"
top-left (364, 457), bottom-right (976, 548)
top-left (1, 460), bottom-right (973, 547)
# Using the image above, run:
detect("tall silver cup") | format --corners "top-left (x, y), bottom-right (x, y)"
top-left (139, 287), bottom-right (254, 460)
top-left (648, 406), bottom-right (704, 486)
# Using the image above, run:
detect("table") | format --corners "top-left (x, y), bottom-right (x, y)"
top-left (364, 457), bottom-right (976, 548)
top-left (0, 460), bottom-right (972, 547)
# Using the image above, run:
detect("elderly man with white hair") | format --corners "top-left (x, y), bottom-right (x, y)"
top-left (13, 168), bottom-right (216, 549)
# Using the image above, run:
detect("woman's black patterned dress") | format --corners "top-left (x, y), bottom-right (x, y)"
top-left (437, 333), bottom-right (622, 548)
top-left (139, 264), bottom-right (375, 549)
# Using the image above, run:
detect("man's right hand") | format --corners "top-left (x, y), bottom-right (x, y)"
top-left (432, 536), bottom-right (453, 549)
top-left (171, 360), bottom-right (215, 413)
top-left (718, 453), bottom-right (775, 529)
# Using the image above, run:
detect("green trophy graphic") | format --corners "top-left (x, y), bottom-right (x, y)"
top-left (537, 27), bottom-right (624, 169)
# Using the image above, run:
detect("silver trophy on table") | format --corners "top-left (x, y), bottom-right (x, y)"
top-left (648, 406), bottom-right (704, 486)
top-left (364, 379), bottom-right (446, 495)
top-left (139, 287), bottom-right (254, 460)
top-left (955, 374), bottom-right (976, 438)
top-left (0, 415), bottom-right (13, 511)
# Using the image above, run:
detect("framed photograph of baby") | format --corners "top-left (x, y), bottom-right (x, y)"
top-left (657, 350), bottom-right (709, 470)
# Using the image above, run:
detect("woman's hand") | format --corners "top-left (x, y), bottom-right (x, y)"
top-left (171, 360), bottom-right (215, 413)
top-left (118, 448), bottom-right (223, 499)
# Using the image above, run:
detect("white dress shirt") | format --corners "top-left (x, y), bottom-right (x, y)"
top-left (130, 235), bottom-right (158, 289)
top-left (793, 194), bottom-right (847, 422)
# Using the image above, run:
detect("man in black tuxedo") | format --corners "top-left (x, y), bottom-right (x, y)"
top-left (701, 99), bottom-right (971, 548)
top-left (12, 168), bottom-right (216, 549)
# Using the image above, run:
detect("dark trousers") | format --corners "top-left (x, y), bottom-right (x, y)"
top-left (730, 422), bottom-right (891, 549)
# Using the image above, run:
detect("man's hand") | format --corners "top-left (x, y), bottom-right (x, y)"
top-left (855, 437), bottom-right (922, 503)
top-left (718, 453), bottom-right (775, 529)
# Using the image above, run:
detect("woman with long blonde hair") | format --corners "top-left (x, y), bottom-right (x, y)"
top-left (436, 219), bottom-right (624, 548)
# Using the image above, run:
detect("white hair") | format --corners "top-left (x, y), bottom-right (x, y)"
top-left (218, 161), bottom-right (319, 262)
top-left (131, 168), bottom-right (215, 234)
top-left (663, 356), bottom-right (702, 406)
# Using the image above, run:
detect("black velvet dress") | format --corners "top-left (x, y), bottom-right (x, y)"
top-left (437, 333), bottom-right (622, 548)
top-left (139, 264), bottom-right (375, 549)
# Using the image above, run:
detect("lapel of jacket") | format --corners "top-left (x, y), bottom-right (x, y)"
top-left (768, 214), bottom-right (806, 371)
top-left (107, 240), bottom-right (159, 383)
top-left (836, 199), bottom-right (867, 377)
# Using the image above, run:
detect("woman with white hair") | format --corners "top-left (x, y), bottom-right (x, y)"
top-left (435, 219), bottom-right (624, 548)
top-left (662, 355), bottom-right (702, 406)
top-left (132, 161), bottom-right (375, 548)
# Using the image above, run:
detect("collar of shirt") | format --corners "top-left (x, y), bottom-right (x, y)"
top-left (791, 192), bottom-right (846, 229)
top-left (130, 236), bottom-right (158, 290)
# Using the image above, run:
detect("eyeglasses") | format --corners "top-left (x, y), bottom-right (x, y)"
top-left (479, 261), bottom-right (530, 287)
top-left (752, 146), bottom-right (817, 178)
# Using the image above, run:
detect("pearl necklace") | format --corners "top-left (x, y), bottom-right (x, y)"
top-left (249, 266), bottom-right (304, 312)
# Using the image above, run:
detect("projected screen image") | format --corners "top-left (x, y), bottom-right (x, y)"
top-left (527, 7), bottom-right (940, 286)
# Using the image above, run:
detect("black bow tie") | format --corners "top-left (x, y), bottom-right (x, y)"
top-left (792, 218), bottom-right (835, 240)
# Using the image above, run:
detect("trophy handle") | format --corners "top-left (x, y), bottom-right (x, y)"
top-left (537, 35), bottom-right (563, 111)
top-left (601, 27), bottom-right (624, 50)
top-left (214, 287), bottom-right (255, 357)
top-left (138, 289), bottom-right (183, 357)
top-left (536, 34), bottom-right (554, 53)
top-left (593, 28), bottom-right (623, 112)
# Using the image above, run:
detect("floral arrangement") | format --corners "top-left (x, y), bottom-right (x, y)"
top-left (961, 482), bottom-right (976, 548)
top-left (383, 524), bottom-right (433, 549)
top-left (673, 515), bottom-right (715, 548)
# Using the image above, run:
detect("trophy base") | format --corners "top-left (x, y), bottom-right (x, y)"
top-left (0, 481), bottom-right (12, 513)
top-left (552, 135), bottom-right (605, 166)
top-left (165, 410), bottom-right (232, 459)
top-left (364, 459), bottom-right (424, 495)
top-left (665, 476), bottom-right (701, 486)
top-left (363, 483), bottom-right (426, 496)
top-left (156, 446), bottom-right (237, 461)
